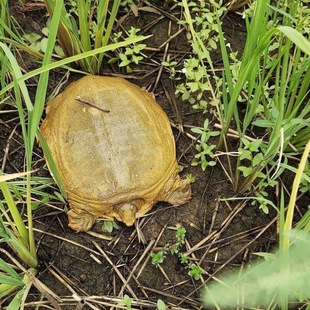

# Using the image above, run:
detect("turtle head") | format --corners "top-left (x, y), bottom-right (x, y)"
top-left (116, 203), bottom-right (137, 226)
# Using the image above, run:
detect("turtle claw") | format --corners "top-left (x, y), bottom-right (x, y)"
top-left (68, 209), bottom-right (96, 232)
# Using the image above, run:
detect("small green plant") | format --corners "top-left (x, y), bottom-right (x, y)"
top-left (185, 173), bottom-right (196, 183)
top-left (191, 119), bottom-right (220, 171)
top-left (117, 294), bottom-right (133, 310)
top-left (180, 0), bottom-right (310, 212)
top-left (157, 299), bottom-right (167, 310)
top-left (203, 141), bottom-right (310, 308)
top-left (151, 251), bottom-right (167, 266)
top-left (151, 226), bottom-right (204, 281)
top-left (24, 19), bottom-right (64, 56)
top-left (188, 263), bottom-right (203, 280)
top-left (43, 0), bottom-right (148, 74)
top-left (109, 27), bottom-right (147, 73)
top-left (162, 54), bottom-right (180, 80)
top-left (237, 138), bottom-right (265, 178)
top-left (102, 220), bottom-right (120, 233)
top-left (175, 0), bottom-right (226, 109)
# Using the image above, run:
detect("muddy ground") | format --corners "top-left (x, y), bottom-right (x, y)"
top-left (0, 2), bottom-right (297, 309)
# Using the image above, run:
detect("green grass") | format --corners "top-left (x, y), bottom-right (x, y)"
top-left (203, 141), bottom-right (310, 309)
top-left (180, 0), bottom-right (309, 196)
top-left (179, 0), bottom-right (310, 308)
top-left (0, 0), bottom-right (148, 305)
top-left (0, 0), bottom-right (309, 308)
top-left (43, 0), bottom-right (147, 74)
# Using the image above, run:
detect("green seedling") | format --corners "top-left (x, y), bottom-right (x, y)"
top-left (109, 27), bottom-right (146, 73)
top-left (117, 294), bottom-right (133, 310)
top-left (188, 263), bottom-right (203, 280)
top-left (191, 119), bottom-right (220, 171)
top-left (151, 251), bottom-right (167, 266)
top-left (162, 54), bottom-right (180, 80)
top-left (42, 0), bottom-right (147, 74)
top-left (185, 173), bottom-right (196, 184)
top-left (157, 299), bottom-right (167, 310)
top-left (24, 18), bottom-right (64, 56)
top-left (102, 220), bottom-right (120, 233)
top-left (151, 226), bottom-right (204, 281)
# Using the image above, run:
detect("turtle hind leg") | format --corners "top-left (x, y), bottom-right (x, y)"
top-left (158, 173), bottom-right (191, 206)
top-left (68, 208), bottom-right (96, 232)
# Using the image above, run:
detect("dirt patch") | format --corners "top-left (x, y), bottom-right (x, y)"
top-left (0, 2), bottom-right (286, 309)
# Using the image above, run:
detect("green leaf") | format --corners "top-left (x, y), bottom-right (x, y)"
top-left (252, 153), bottom-right (264, 166)
top-left (0, 274), bottom-right (23, 287)
top-left (239, 149), bottom-right (251, 161)
top-left (238, 166), bottom-right (252, 177)
top-left (24, 33), bottom-right (41, 44)
top-left (250, 139), bottom-right (262, 152)
top-left (252, 119), bottom-right (274, 128)
top-left (119, 53), bottom-right (128, 61)
top-left (208, 160), bottom-right (217, 166)
top-left (191, 127), bottom-right (203, 134)
top-left (54, 45), bottom-right (65, 57)
top-left (277, 26), bottom-right (310, 56)
top-left (0, 259), bottom-right (22, 282)
top-left (40, 37), bottom-right (48, 53)
top-left (151, 251), bottom-right (166, 265)
top-left (157, 299), bottom-right (166, 310)
top-left (103, 220), bottom-right (113, 233)
top-left (188, 264), bottom-right (203, 280)
top-left (42, 27), bottom-right (49, 37)
top-left (201, 161), bottom-right (208, 171)
top-left (125, 47), bottom-right (134, 55)
top-left (119, 59), bottom-right (131, 67)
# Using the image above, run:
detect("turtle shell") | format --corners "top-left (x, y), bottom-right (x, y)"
top-left (41, 76), bottom-right (191, 231)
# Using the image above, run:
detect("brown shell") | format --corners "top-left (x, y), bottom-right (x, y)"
top-left (41, 76), bottom-right (191, 231)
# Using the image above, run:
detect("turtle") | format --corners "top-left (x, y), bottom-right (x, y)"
top-left (40, 75), bottom-right (191, 232)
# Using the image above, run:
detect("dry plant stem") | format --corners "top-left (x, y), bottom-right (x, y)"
top-left (118, 239), bottom-right (155, 296)
top-left (75, 96), bottom-right (110, 113)
top-left (153, 20), bottom-right (171, 91)
top-left (185, 201), bottom-right (247, 256)
top-left (46, 264), bottom-right (88, 300)
top-left (33, 227), bottom-right (111, 257)
top-left (177, 216), bottom-right (278, 307)
top-left (158, 263), bottom-right (172, 283)
top-left (216, 156), bottom-right (234, 185)
top-left (86, 230), bottom-right (113, 241)
top-left (139, 286), bottom-right (200, 309)
top-left (162, 81), bottom-right (184, 130)
top-left (134, 220), bottom-right (147, 243)
top-left (213, 123), bottom-right (260, 143)
top-left (1, 123), bottom-right (18, 171)
top-left (136, 226), bottom-right (166, 279)
top-left (158, 27), bottom-right (186, 50)
top-left (92, 240), bottom-right (137, 298)
top-left (283, 139), bottom-right (310, 248)
top-left (206, 225), bottom-right (270, 255)
top-left (0, 248), bottom-right (62, 309)
top-left (201, 169), bottom-right (214, 235)
top-left (208, 200), bottom-right (220, 235)
top-left (123, 264), bottom-right (149, 299)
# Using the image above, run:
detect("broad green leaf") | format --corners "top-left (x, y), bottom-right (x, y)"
top-left (278, 26), bottom-right (310, 56)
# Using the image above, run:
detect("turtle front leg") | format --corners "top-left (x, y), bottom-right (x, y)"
top-left (68, 208), bottom-right (96, 232)
top-left (158, 172), bottom-right (191, 206)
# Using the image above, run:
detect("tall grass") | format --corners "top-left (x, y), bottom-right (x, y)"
top-left (181, 0), bottom-right (310, 197)
top-left (179, 0), bottom-right (310, 308)
top-left (217, 0), bottom-right (310, 194)
top-left (0, 0), bottom-right (148, 305)
top-left (203, 140), bottom-right (310, 309)
top-left (43, 0), bottom-right (123, 74)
